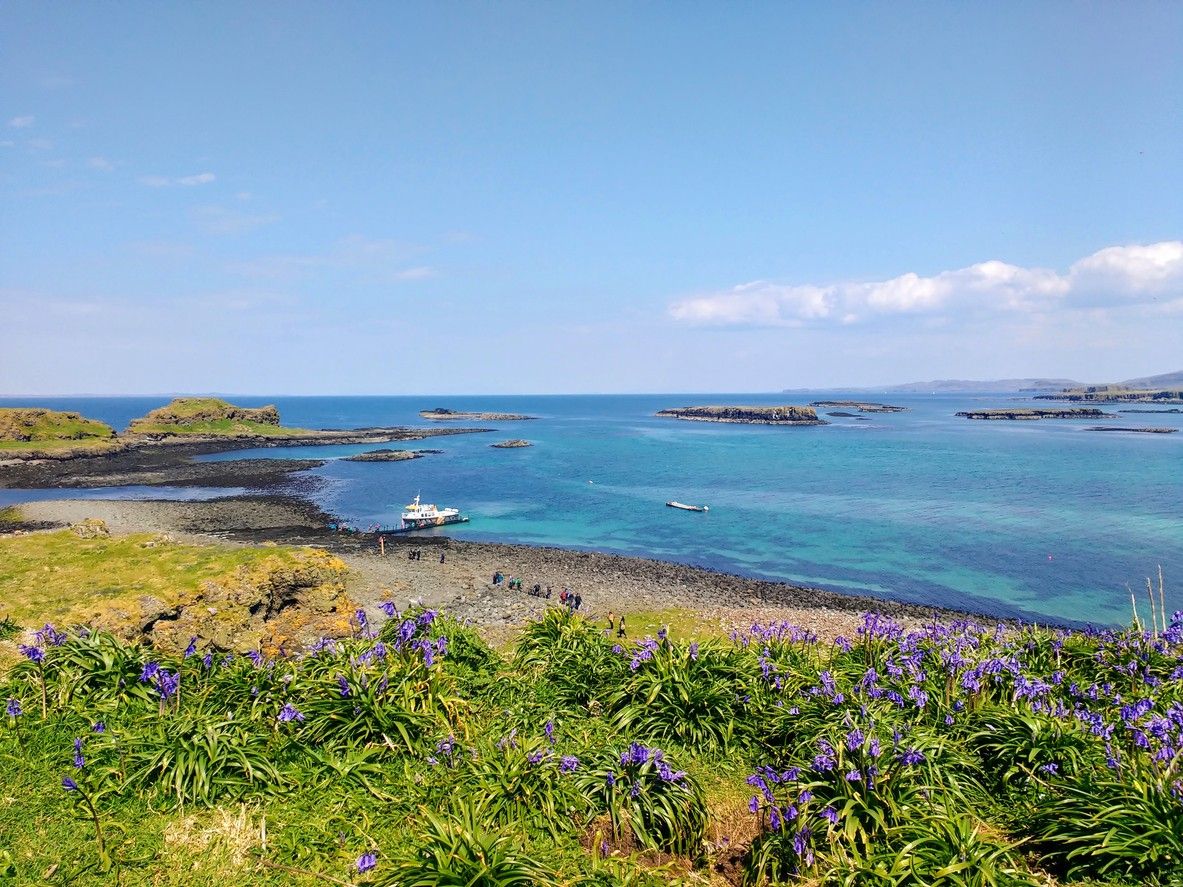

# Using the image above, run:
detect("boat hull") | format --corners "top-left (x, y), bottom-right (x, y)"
top-left (385, 515), bottom-right (470, 534)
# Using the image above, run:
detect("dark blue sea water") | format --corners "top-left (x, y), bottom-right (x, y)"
top-left (3, 394), bottom-right (1180, 626)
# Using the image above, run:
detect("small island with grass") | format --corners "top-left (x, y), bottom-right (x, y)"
top-left (955, 408), bottom-right (1116, 420)
top-left (656, 405), bottom-right (827, 426)
top-left (0, 408), bottom-right (120, 455)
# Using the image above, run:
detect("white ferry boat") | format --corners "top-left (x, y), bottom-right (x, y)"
top-left (390, 494), bottom-right (469, 532)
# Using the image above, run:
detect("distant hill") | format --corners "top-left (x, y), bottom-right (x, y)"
top-left (785, 369), bottom-right (1183, 395)
top-left (1119, 370), bottom-right (1183, 389)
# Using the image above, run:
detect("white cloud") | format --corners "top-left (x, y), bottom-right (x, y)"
top-left (8, 115), bottom-right (34, 128)
top-left (86, 156), bottom-right (115, 171)
top-left (139, 171), bottom-right (216, 187)
top-left (393, 266), bottom-right (435, 281)
top-left (669, 241), bottom-right (1183, 328)
top-left (192, 204), bottom-right (280, 235)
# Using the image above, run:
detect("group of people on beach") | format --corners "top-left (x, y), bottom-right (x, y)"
top-left (491, 572), bottom-right (587, 612)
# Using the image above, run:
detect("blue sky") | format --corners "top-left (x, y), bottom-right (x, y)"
top-left (2, 2), bottom-right (1181, 394)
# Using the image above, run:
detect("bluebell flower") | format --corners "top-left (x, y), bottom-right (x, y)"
top-left (560, 755), bottom-right (579, 773)
top-left (73, 737), bottom-right (85, 769)
top-left (357, 852), bottom-right (377, 873)
top-left (5, 698), bottom-right (21, 718)
top-left (277, 702), bottom-right (304, 723)
top-left (379, 600), bottom-right (397, 618)
top-left (184, 637), bottom-right (198, 658)
top-left (62, 776), bottom-right (78, 791)
top-left (544, 720), bottom-right (555, 744)
top-left (92, 721), bottom-right (105, 733)
top-left (18, 644), bottom-right (44, 664)
top-left (337, 675), bottom-right (351, 697)
top-left (821, 806), bottom-right (838, 824)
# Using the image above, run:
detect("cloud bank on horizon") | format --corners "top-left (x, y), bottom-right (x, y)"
top-left (669, 241), bottom-right (1183, 328)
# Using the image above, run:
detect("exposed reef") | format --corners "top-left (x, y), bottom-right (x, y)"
top-left (955, 408), bottom-right (1116, 420)
top-left (809, 401), bottom-right (906, 413)
top-left (1086, 426), bottom-right (1177, 434)
top-left (420, 407), bottom-right (537, 421)
top-left (491, 439), bottom-right (532, 448)
top-left (344, 448), bottom-right (444, 462)
top-left (656, 405), bottom-right (827, 426)
top-left (1118, 408), bottom-right (1182, 414)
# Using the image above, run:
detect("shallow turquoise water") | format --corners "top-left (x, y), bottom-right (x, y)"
top-left (3, 393), bottom-right (1180, 626)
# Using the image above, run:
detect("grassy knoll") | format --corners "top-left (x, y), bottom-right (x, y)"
top-left (2, 603), bottom-right (1180, 885)
top-left (0, 529), bottom-right (307, 628)
top-left (0, 408), bottom-right (118, 454)
top-left (125, 398), bottom-right (314, 437)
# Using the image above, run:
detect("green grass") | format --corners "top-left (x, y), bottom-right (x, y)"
top-left (123, 418), bottom-right (315, 438)
top-left (2, 596), bottom-right (1180, 885)
top-left (0, 530), bottom-right (306, 627)
top-left (0, 408), bottom-right (117, 454)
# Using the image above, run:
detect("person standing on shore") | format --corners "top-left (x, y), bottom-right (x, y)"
top-left (378, 535), bottom-right (385, 557)
top-left (616, 615), bottom-right (626, 638)
top-left (606, 611), bottom-right (615, 633)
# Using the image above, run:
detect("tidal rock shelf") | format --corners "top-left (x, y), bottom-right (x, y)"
top-left (491, 439), bottom-right (532, 448)
top-left (656, 405), bottom-right (827, 426)
top-left (344, 449), bottom-right (444, 462)
top-left (809, 401), bottom-right (906, 413)
top-left (955, 409), bottom-right (1116, 421)
top-left (420, 408), bottom-right (537, 421)
top-left (1086, 426), bottom-right (1177, 434)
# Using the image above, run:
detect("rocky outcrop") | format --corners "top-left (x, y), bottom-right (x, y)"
top-left (1118, 408), bottom-right (1182, 414)
top-left (345, 448), bottom-right (443, 462)
top-left (809, 401), bottom-right (907, 413)
top-left (956, 408), bottom-right (1116, 420)
top-left (82, 549), bottom-right (356, 655)
top-left (0, 408), bottom-right (115, 443)
top-left (420, 408), bottom-right (536, 421)
top-left (491, 439), bottom-right (532, 448)
top-left (1035, 387), bottom-right (1183, 404)
top-left (656, 405), bottom-right (827, 425)
top-left (128, 398), bottom-right (281, 432)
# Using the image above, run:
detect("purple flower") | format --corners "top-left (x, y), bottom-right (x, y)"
top-left (821, 806), bottom-right (838, 824)
top-left (62, 777), bottom-right (78, 792)
top-left (73, 737), bottom-right (85, 769)
top-left (355, 608), bottom-right (368, 627)
top-left (689, 642), bottom-right (699, 660)
top-left (139, 661), bottom-right (159, 682)
top-left (544, 720), bottom-right (555, 744)
top-left (792, 827), bottom-right (811, 856)
top-left (156, 669), bottom-right (179, 700)
top-left (560, 755), bottom-right (579, 773)
top-left (749, 795), bottom-right (759, 813)
top-left (5, 698), bottom-right (21, 718)
top-left (19, 644), bottom-right (45, 664)
top-left (277, 702), bottom-right (304, 723)
top-left (201, 652), bottom-right (213, 669)
top-left (246, 650), bottom-right (264, 667)
top-left (1039, 762), bottom-right (1059, 775)
top-left (91, 721), bottom-right (105, 733)
top-left (899, 748), bottom-right (925, 766)
top-left (527, 750), bottom-right (545, 764)
top-left (184, 637), bottom-right (198, 658)
top-left (357, 852), bottom-right (377, 873)
top-left (845, 769), bottom-right (861, 782)
top-left (379, 600), bottom-right (397, 618)
top-left (605, 771), bottom-right (616, 787)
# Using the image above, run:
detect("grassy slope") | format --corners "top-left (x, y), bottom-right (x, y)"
top-left (0, 408), bottom-right (117, 453)
top-left (0, 530), bottom-right (301, 627)
top-left (122, 418), bottom-right (314, 437)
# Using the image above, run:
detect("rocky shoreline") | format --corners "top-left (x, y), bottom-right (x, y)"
top-left (6, 494), bottom-right (1042, 643)
top-left (809, 400), bottom-right (906, 413)
top-left (0, 427), bottom-right (488, 489)
top-left (420, 408), bottom-right (537, 421)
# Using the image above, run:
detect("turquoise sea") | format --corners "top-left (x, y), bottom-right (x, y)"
top-left (2, 394), bottom-right (1180, 627)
